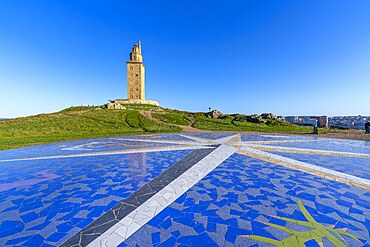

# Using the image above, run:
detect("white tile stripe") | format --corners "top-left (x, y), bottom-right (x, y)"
top-left (113, 138), bottom-right (203, 146)
top-left (330, 140), bottom-right (370, 150)
top-left (61, 142), bottom-right (102, 151)
top-left (88, 144), bottom-right (237, 247)
top-left (240, 146), bottom-right (370, 187)
top-left (177, 134), bottom-right (212, 143)
top-left (215, 134), bottom-right (241, 144)
top-left (260, 134), bottom-right (290, 138)
top-left (241, 139), bottom-right (316, 145)
top-left (248, 144), bottom-right (370, 157)
top-left (0, 145), bottom-right (210, 163)
top-left (112, 133), bottom-right (241, 149)
top-left (177, 134), bottom-right (241, 144)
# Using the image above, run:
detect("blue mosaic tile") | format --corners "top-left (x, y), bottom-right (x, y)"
top-left (268, 137), bottom-right (370, 154)
top-left (5, 235), bottom-right (32, 245)
top-left (0, 134), bottom-right (185, 160)
top-left (1, 132), bottom-right (370, 246)
top-left (124, 153), bottom-right (370, 246)
top-left (0, 149), bottom-right (192, 246)
top-left (46, 232), bottom-right (66, 242)
top-left (271, 151), bottom-right (370, 180)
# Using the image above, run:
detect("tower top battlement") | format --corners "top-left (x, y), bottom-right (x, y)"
top-left (129, 41), bottom-right (143, 62)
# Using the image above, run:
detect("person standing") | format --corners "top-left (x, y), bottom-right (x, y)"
top-left (365, 121), bottom-right (370, 134)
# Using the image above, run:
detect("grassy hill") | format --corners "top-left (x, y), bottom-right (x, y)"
top-left (0, 104), bottom-right (340, 151)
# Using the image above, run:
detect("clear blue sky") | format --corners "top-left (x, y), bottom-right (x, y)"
top-left (1, 0), bottom-right (370, 118)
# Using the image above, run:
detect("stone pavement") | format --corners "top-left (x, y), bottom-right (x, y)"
top-left (0, 132), bottom-right (369, 246)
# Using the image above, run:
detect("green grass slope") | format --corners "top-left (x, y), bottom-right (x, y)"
top-left (193, 115), bottom-right (312, 133)
top-left (0, 105), bottom-right (321, 151)
top-left (0, 106), bottom-right (180, 150)
top-left (152, 112), bottom-right (191, 126)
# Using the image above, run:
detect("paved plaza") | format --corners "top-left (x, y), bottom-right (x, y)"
top-left (0, 132), bottom-right (370, 246)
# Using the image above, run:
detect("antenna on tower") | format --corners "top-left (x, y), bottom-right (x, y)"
top-left (138, 40), bottom-right (142, 53)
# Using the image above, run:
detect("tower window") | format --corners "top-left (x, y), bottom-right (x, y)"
top-left (136, 74), bottom-right (138, 77)
top-left (130, 66), bottom-right (133, 70)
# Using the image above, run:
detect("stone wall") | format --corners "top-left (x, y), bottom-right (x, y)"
top-left (114, 99), bottom-right (159, 107)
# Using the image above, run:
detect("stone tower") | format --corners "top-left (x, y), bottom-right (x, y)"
top-left (126, 41), bottom-right (145, 100)
top-left (108, 42), bottom-right (159, 108)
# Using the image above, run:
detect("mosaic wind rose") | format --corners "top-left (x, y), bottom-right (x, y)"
top-left (0, 132), bottom-right (369, 246)
top-left (245, 199), bottom-right (362, 246)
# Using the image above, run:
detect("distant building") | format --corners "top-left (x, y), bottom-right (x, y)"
top-left (284, 115), bottom-right (328, 128)
top-left (309, 116), bottom-right (328, 128)
top-left (329, 115), bottom-right (370, 130)
top-left (284, 116), bottom-right (298, 124)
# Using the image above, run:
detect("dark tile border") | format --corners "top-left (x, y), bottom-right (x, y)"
top-left (60, 146), bottom-right (218, 247)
